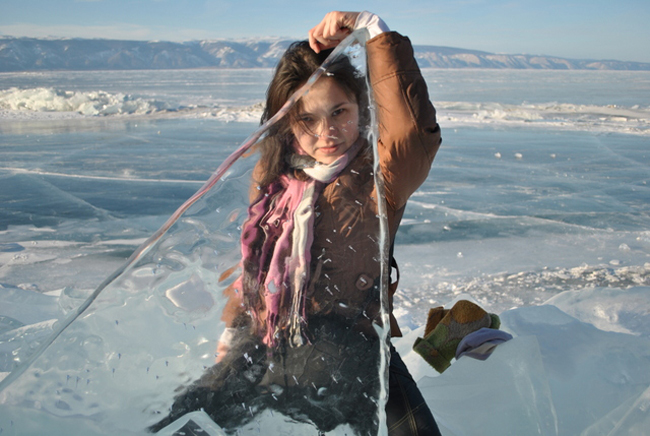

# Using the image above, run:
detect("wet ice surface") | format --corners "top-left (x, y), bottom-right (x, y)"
top-left (1, 69), bottom-right (650, 435)
top-left (390, 126), bottom-right (650, 436)
top-left (393, 128), bottom-right (649, 326)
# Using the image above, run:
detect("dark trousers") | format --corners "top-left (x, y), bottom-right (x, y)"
top-left (151, 339), bottom-right (441, 435)
top-left (386, 346), bottom-right (442, 436)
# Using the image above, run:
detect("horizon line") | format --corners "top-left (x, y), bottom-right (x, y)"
top-left (1, 34), bottom-right (648, 65)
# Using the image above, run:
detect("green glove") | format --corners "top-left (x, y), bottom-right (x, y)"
top-left (413, 300), bottom-right (500, 373)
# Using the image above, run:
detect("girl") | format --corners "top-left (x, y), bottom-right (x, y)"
top-left (152, 11), bottom-right (442, 436)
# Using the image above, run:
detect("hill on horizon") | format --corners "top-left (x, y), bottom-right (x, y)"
top-left (1, 36), bottom-right (648, 72)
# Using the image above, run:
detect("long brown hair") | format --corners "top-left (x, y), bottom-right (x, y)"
top-left (256, 40), bottom-right (367, 188)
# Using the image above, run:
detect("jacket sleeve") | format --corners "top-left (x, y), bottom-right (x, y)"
top-left (366, 32), bottom-right (441, 212)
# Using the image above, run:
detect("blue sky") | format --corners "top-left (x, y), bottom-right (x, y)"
top-left (1, 0), bottom-right (649, 63)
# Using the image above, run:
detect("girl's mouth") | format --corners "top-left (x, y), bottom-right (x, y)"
top-left (318, 143), bottom-right (342, 154)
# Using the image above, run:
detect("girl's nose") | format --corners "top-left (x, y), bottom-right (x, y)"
top-left (315, 117), bottom-right (339, 139)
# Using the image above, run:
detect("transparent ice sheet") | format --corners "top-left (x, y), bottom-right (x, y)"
top-left (0, 29), bottom-right (390, 436)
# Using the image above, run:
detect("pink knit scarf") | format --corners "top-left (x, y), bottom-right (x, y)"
top-left (236, 142), bottom-right (362, 347)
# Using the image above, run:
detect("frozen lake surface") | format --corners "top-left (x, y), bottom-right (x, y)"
top-left (1, 68), bottom-right (649, 435)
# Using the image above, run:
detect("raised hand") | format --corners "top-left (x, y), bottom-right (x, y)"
top-left (308, 11), bottom-right (360, 53)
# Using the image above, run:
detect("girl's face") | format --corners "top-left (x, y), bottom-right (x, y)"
top-left (291, 78), bottom-right (360, 165)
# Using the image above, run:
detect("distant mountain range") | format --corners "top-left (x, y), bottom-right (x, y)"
top-left (1, 36), bottom-right (648, 72)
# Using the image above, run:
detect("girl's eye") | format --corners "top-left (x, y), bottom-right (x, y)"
top-left (332, 108), bottom-right (345, 117)
top-left (299, 116), bottom-right (318, 130)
